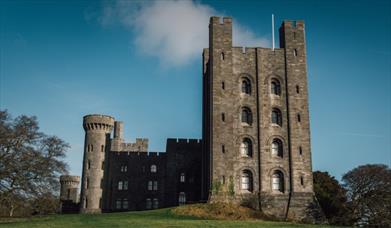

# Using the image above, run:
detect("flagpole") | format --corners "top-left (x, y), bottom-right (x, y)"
top-left (272, 14), bottom-right (275, 51)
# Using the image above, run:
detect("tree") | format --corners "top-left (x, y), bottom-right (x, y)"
top-left (313, 171), bottom-right (352, 225)
top-left (0, 110), bottom-right (69, 217)
top-left (342, 164), bottom-right (391, 227)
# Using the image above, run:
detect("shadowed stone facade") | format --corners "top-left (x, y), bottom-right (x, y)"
top-left (60, 16), bottom-right (319, 222)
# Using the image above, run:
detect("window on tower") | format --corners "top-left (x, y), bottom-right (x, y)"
top-left (240, 138), bottom-right (253, 157)
top-left (271, 79), bottom-right (281, 95)
top-left (271, 138), bottom-right (283, 157)
top-left (241, 107), bottom-right (253, 125)
top-left (272, 170), bottom-right (284, 192)
top-left (241, 78), bottom-right (251, 95)
top-left (271, 108), bottom-right (282, 126)
top-left (241, 170), bottom-right (253, 192)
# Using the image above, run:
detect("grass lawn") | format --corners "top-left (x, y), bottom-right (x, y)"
top-left (0, 208), bottom-right (330, 228)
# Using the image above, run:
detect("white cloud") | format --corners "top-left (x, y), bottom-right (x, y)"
top-left (100, 0), bottom-right (270, 67)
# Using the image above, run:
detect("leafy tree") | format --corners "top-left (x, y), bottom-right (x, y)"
top-left (313, 171), bottom-right (352, 225)
top-left (342, 164), bottom-right (391, 227)
top-left (0, 110), bottom-right (69, 217)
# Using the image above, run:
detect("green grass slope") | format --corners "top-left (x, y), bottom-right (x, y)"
top-left (0, 207), bottom-right (329, 228)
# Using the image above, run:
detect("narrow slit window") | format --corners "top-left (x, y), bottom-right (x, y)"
top-left (299, 146), bottom-right (303, 155)
top-left (221, 52), bottom-right (225, 61)
top-left (296, 85), bottom-right (300, 94)
top-left (300, 176), bottom-right (304, 186)
top-left (293, 49), bottom-right (298, 57)
top-left (222, 144), bottom-right (225, 153)
top-left (222, 81), bottom-right (225, 90)
top-left (221, 113), bottom-right (225, 122)
top-left (297, 114), bottom-right (301, 122)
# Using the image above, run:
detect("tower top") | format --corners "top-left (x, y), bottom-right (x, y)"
top-left (60, 175), bottom-right (80, 183)
top-left (83, 114), bottom-right (115, 132)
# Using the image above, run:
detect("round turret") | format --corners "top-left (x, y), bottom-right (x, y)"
top-left (60, 175), bottom-right (80, 202)
top-left (80, 114), bottom-right (114, 214)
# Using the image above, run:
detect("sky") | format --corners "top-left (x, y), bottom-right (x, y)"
top-left (1, 0), bottom-right (390, 181)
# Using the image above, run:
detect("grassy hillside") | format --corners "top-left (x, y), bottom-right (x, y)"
top-left (0, 207), bottom-right (329, 228)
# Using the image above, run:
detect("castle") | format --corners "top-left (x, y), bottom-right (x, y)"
top-left (60, 16), bottom-right (317, 221)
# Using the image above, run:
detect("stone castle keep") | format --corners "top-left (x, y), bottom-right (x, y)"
top-left (60, 17), bottom-right (317, 221)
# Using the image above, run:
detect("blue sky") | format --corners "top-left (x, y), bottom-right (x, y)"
top-left (1, 0), bottom-right (390, 181)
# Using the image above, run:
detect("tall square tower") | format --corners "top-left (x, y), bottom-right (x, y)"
top-left (202, 16), bottom-right (316, 220)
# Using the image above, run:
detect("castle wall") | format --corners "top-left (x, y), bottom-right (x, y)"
top-left (165, 138), bottom-right (203, 207)
top-left (104, 138), bottom-right (202, 211)
top-left (106, 151), bottom-right (166, 211)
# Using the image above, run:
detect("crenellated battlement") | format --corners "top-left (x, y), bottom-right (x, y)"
top-left (83, 114), bottom-right (114, 132)
top-left (112, 151), bottom-right (165, 157)
top-left (60, 175), bottom-right (80, 185)
top-left (281, 20), bottom-right (305, 29)
top-left (210, 16), bottom-right (232, 25)
top-left (167, 138), bottom-right (201, 145)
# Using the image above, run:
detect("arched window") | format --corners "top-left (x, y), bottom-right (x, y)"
top-left (241, 107), bottom-right (252, 125)
top-left (180, 172), bottom-right (185, 183)
top-left (241, 170), bottom-right (253, 192)
top-left (271, 108), bottom-right (282, 126)
top-left (178, 192), bottom-right (186, 205)
top-left (272, 170), bottom-right (284, 192)
top-left (271, 79), bottom-right (281, 95)
top-left (150, 165), bottom-right (157, 173)
top-left (271, 139), bottom-right (283, 157)
top-left (241, 78), bottom-right (251, 95)
top-left (240, 138), bottom-right (253, 157)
